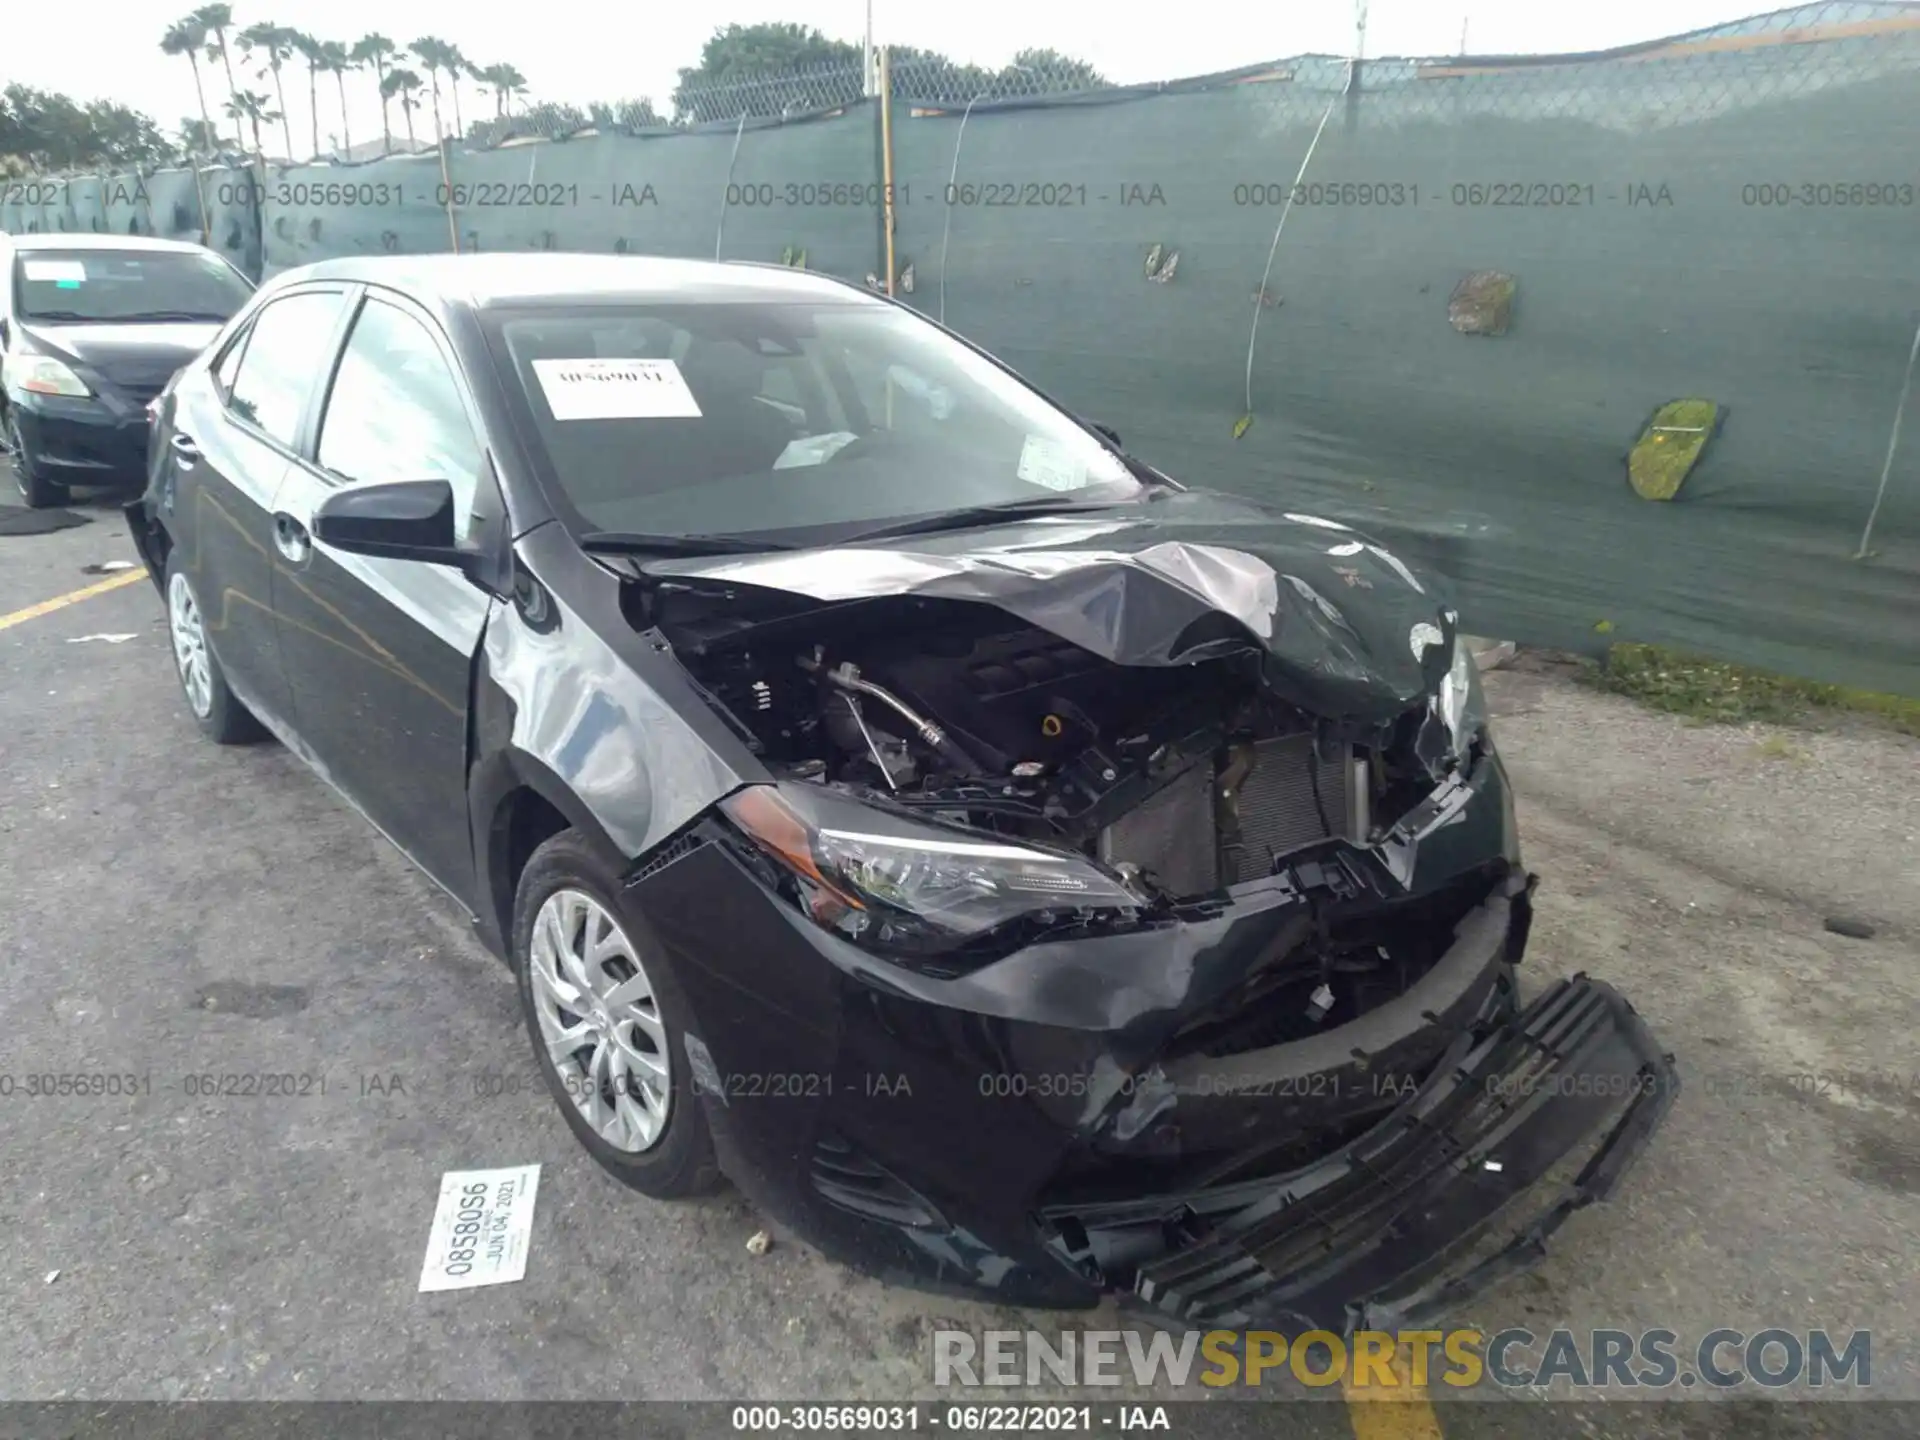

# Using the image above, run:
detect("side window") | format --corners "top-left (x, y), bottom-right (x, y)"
top-left (213, 324), bottom-right (251, 397)
top-left (225, 290), bottom-right (348, 445)
top-left (315, 297), bottom-right (483, 524)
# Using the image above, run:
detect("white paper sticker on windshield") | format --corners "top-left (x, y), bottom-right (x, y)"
top-left (532, 357), bottom-right (702, 421)
top-left (23, 260), bottom-right (86, 283)
top-left (1017, 435), bottom-right (1087, 492)
top-left (774, 431), bottom-right (859, 470)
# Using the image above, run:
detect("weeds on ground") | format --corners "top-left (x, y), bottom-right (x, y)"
top-left (1585, 644), bottom-right (1920, 736)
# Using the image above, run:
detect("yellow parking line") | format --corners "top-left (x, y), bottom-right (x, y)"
top-left (0, 568), bottom-right (150, 633)
top-left (1345, 1396), bottom-right (1445, 1440)
top-left (1344, 1350), bottom-right (1446, 1440)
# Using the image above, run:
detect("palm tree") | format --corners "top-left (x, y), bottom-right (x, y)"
top-left (315, 41), bottom-right (355, 156)
top-left (287, 31), bottom-right (323, 159)
top-left (178, 116), bottom-right (221, 152)
top-left (382, 68), bottom-right (422, 149)
top-left (443, 43), bottom-right (472, 138)
top-left (476, 63), bottom-right (528, 118)
top-left (409, 37), bottom-right (454, 141)
top-left (223, 89), bottom-right (278, 160)
top-left (351, 34), bottom-right (401, 154)
top-left (238, 23), bottom-right (298, 162)
top-left (160, 17), bottom-right (216, 156)
top-left (193, 4), bottom-right (244, 149)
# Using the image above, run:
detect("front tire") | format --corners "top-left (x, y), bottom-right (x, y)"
top-left (164, 553), bottom-right (267, 745)
top-left (512, 829), bottom-right (721, 1199)
top-left (4, 407), bottom-right (69, 509)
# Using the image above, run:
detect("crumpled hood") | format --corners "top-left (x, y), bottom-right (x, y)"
top-left (643, 490), bottom-right (1460, 724)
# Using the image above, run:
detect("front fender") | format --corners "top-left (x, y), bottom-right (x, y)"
top-left (468, 741), bottom-right (635, 955)
top-left (469, 525), bottom-right (767, 951)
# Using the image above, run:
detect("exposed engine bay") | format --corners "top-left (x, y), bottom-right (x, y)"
top-left (651, 587), bottom-right (1477, 1038)
top-left (677, 599), bottom-right (1440, 892)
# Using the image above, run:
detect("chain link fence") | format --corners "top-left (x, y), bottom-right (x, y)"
top-left (460, 47), bottom-right (1121, 138)
top-left (4, 1), bottom-right (1909, 162)
top-left (675, 61), bottom-right (869, 126)
top-left (4, 1), bottom-right (1917, 695)
top-left (886, 51), bottom-right (1114, 106)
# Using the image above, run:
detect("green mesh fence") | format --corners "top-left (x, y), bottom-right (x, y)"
top-left (5, 1), bottom-right (1917, 697)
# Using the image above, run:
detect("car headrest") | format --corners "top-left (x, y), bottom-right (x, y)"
top-left (679, 341), bottom-right (767, 405)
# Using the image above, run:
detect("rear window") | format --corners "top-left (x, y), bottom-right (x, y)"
top-left (12, 249), bottom-right (254, 325)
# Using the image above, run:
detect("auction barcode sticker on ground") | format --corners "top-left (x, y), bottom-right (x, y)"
top-left (417, 1164), bottom-right (541, 1292)
top-left (532, 357), bottom-right (702, 421)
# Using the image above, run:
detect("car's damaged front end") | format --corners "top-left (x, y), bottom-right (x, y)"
top-left (592, 491), bottom-right (1677, 1327)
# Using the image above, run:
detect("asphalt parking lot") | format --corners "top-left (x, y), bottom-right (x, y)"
top-left (2, 498), bottom-right (1917, 1437)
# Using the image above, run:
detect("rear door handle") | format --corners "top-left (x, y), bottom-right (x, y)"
top-left (272, 512), bottom-right (311, 565)
top-left (170, 431), bottom-right (201, 465)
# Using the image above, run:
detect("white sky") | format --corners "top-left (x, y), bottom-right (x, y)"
top-left (15, 0), bottom-right (1783, 146)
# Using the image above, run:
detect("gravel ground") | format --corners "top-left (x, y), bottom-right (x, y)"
top-left (1, 504), bottom-right (1914, 1436)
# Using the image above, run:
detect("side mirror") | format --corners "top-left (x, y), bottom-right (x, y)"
top-left (313, 478), bottom-right (484, 580)
top-left (1091, 422), bottom-right (1122, 450)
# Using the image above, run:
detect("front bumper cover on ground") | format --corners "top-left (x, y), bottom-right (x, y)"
top-left (1111, 975), bottom-right (1677, 1333)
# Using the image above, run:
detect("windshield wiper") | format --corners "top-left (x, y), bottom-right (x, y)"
top-left (23, 310), bottom-right (95, 323)
top-left (832, 493), bottom-right (1131, 544)
top-left (111, 310), bottom-right (232, 322)
top-left (579, 530), bottom-right (788, 558)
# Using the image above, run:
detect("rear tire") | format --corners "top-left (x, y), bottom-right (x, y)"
top-left (513, 829), bottom-right (722, 1199)
top-left (164, 552), bottom-right (267, 745)
top-left (4, 407), bottom-right (69, 509)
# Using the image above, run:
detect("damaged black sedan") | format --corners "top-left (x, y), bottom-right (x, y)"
top-left (128, 253), bottom-right (1676, 1331)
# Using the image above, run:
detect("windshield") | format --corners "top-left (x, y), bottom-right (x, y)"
top-left (12, 249), bottom-right (255, 324)
top-left (485, 299), bottom-right (1143, 541)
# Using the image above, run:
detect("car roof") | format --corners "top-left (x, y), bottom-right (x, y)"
top-left (279, 253), bottom-right (885, 311)
top-left (4, 232), bottom-right (220, 255)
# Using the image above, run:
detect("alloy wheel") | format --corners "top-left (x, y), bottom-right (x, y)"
top-left (167, 571), bottom-right (214, 719)
top-left (529, 887), bottom-right (672, 1153)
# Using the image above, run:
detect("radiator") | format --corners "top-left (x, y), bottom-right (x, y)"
top-left (1097, 737), bottom-right (1368, 897)
top-left (1223, 735), bottom-right (1361, 885)
top-left (1097, 761), bottom-right (1219, 897)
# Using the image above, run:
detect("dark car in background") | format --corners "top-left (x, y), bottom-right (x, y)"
top-left (126, 252), bottom-right (1676, 1329)
top-left (1, 233), bottom-right (255, 507)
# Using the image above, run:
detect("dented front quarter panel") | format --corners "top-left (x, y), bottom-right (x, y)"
top-left (469, 522), bottom-right (762, 941)
top-left (641, 490), bottom-right (1463, 723)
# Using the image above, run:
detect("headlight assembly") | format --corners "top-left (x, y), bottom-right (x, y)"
top-left (721, 783), bottom-right (1143, 962)
top-left (2, 353), bottom-right (91, 399)
top-left (1437, 637), bottom-right (1490, 764)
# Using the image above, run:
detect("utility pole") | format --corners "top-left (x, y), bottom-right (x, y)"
top-left (864, 0), bottom-right (876, 97)
top-left (1460, 14), bottom-right (1471, 55)
top-left (1354, 0), bottom-right (1368, 61)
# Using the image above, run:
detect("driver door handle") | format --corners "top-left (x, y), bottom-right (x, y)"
top-left (170, 432), bottom-right (201, 465)
top-left (272, 512), bottom-right (311, 565)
